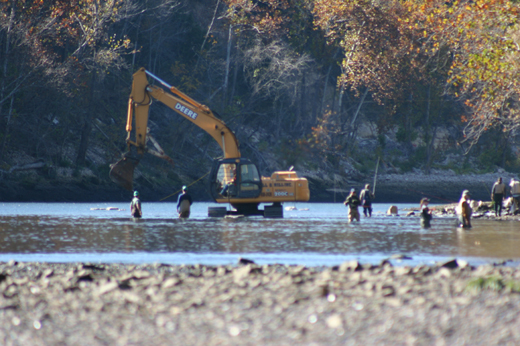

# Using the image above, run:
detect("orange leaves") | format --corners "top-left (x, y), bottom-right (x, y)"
top-left (223, 0), bottom-right (293, 36)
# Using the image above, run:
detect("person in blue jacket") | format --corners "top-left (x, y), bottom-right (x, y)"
top-left (177, 185), bottom-right (193, 218)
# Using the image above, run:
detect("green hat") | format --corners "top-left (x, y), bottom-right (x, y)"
top-left (134, 191), bottom-right (139, 196)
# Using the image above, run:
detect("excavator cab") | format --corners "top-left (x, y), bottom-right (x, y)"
top-left (209, 158), bottom-right (263, 201)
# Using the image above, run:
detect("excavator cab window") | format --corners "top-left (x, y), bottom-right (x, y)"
top-left (239, 164), bottom-right (261, 196)
top-left (210, 159), bottom-right (262, 200)
top-left (217, 163), bottom-right (237, 197)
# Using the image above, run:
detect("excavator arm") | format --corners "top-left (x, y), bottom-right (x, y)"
top-left (110, 68), bottom-right (240, 190)
top-left (127, 68), bottom-right (240, 158)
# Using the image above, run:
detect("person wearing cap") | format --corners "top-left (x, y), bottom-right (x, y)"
top-left (419, 197), bottom-right (432, 228)
top-left (177, 185), bottom-right (193, 218)
top-left (491, 177), bottom-right (506, 217)
top-left (343, 188), bottom-right (361, 222)
top-left (458, 190), bottom-right (472, 228)
top-left (359, 184), bottom-right (375, 217)
top-left (130, 191), bottom-right (142, 218)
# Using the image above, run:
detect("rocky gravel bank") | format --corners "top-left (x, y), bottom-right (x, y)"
top-left (1, 260), bottom-right (519, 345)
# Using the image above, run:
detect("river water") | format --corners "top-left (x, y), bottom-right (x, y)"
top-left (0, 202), bottom-right (519, 267)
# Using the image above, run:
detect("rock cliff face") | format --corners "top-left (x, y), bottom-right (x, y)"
top-left (0, 163), bottom-right (515, 203)
top-left (0, 117), bottom-right (516, 203)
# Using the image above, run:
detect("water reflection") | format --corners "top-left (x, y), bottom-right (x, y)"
top-left (0, 210), bottom-right (519, 265)
top-left (0, 202), bottom-right (519, 265)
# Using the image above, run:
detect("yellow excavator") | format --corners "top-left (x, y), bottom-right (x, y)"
top-left (109, 68), bottom-right (310, 217)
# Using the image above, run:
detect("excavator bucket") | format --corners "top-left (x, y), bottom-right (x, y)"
top-left (109, 154), bottom-right (140, 191)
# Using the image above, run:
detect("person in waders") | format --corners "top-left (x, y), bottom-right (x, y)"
top-left (510, 178), bottom-right (520, 214)
top-left (344, 188), bottom-right (361, 223)
top-left (177, 185), bottom-right (193, 218)
top-left (359, 184), bottom-right (374, 217)
top-left (419, 197), bottom-right (432, 228)
top-left (130, 191), bottom-right (142, 218)
top-left (458, 190), bottom-right (472, 228)
top-left (491, 177), bottom-right (506, 217)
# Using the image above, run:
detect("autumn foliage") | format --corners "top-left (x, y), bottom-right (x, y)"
top-left (1, 0), bottom-right (520, 181)
top-left (313, 0), bottom-right (520, 147)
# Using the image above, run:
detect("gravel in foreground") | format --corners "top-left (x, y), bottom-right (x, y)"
top-left (0, 260), bottom-right (519, 345)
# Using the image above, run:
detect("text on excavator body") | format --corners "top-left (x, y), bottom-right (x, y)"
top-left (175, 102), bottom-right (198, 120)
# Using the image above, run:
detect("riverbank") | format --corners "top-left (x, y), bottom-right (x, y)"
top-left (317, 170), bottom-right (512, 203)
top-left (1, 260), bottom-right (519, 345)
top-left (374, 170), bottom-right (508, 203)
top-left (0, 168), bottom-right (515, 203)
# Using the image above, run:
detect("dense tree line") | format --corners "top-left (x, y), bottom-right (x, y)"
top-left (1, 0), bottom-right (519, 191)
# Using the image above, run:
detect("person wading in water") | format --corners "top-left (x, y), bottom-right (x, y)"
top-left (510, 177), bottom-right (520, 214)
top-left (177, 185), bottom-right (193, 218)
top-left (344, 188), bottom-right (361, 223)
top-left (359, 184), bottom-right (375, 217)
top-left (130, 191), bottom-right (142, 218)
top-left (419, 197), bottom-right (432, 228)
top-left (491, 177), bottom-right (506, 217)
top-left (458, 190), bottom-right (472, 228)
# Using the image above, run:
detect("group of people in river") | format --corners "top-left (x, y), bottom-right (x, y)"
top-left (130, 185), bottom-right (193, 219)
top-left (128, 176), bottom-right (519, 225)
top-left (343, 176), bottom-right (520, 229)
top-left (343, 184), bottom-right (374, 222)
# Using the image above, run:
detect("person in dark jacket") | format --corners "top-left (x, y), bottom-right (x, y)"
top-left (359, 184), bottom-right (375, 217)
top-left (177, 185), bottom-right (193, 218)
top-left (419, 197), bottom-right (432, 228)
top-left (491, 177), bottom-right (506, 217)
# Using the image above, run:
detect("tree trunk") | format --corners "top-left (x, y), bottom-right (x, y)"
top-left (297, 72), bottom-right (306, 133)
top-left (223, 25), bottom-right (233, 108)
top-left (405, 91), bottom-right (414, 154)
top-left (424, 85), bottom-right (432, 174)
top-left (345, 88), bottom-right (368, 150)
top-left (320, 64), bottom-right (333, 116)
top-left (426, 126), bottom-right (437, 174)
top-left (0, 95), bottom-right (14, 160)
top-left (76, 71), bottom-right (97, 166)
top-left (199, 0), bottom-right (221, 53)
top-left (0, 0), bottom-right (15, 162)
top-left (501, 133), bottom-right (509, 168)
top-left (131, 12), bottom-right (142, 70)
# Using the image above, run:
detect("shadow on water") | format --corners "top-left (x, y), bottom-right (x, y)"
top-left (0, 202), bottom-right (519, 266)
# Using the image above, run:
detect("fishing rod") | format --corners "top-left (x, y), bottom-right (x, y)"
top-left (372, 156), bottom-right (380, 195)
top-left (159, 171), bottom-right (210, 201)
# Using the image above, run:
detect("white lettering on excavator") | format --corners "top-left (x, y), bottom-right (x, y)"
top-left (175, 102), bottom-right (198, 120)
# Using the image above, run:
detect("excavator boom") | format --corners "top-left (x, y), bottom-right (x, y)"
top-left (129, 68), bottom-right (240, 158)
top-left (110, 68), bottom-right (240, 190)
